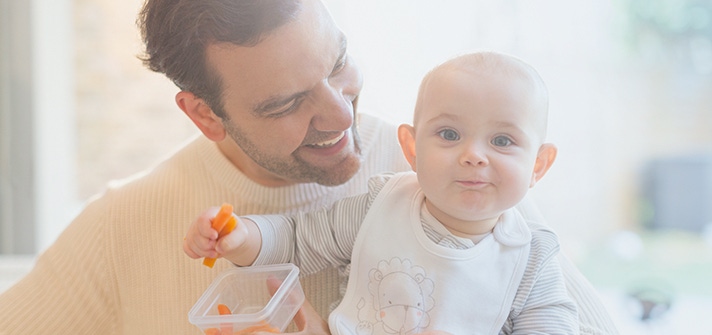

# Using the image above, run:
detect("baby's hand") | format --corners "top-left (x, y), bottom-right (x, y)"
top-left (184, 204), bottom-right (260, 267)
top-left (183, 206), bottom-right (226, 260)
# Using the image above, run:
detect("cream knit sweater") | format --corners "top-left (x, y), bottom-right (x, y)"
top-left (0, 114), bottom-right (617, 334)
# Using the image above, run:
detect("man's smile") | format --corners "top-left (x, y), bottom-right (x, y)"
top-left (307, 131), bottom-right (345, 148)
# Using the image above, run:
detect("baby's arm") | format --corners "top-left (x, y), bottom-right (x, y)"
top-left (505, 231), bottom-right (579, 334)
top-left (185, 174), bottom-right (393, 270)
top-left (183, 206), bottom-right (262, 266)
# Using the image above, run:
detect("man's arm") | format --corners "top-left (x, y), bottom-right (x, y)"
top-left (558, 254), bottom-right (620, 334)
top-left (0, 201), bottom-right (117, 334)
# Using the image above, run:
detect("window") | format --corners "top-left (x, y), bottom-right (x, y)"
top-left (0, 0), bottom-right (76, 253)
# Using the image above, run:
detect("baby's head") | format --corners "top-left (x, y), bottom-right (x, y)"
top-left (398, 51), bottom-right (557, 235)
top-left (414, 51), bottom-right (550, 141)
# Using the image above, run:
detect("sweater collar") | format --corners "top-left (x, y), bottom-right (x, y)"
top-left (194, 135), bottom-right (344, 214)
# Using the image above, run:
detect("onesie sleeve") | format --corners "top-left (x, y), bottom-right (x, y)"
top-left (501, 229), bottom-right (579, 334)
top-left (521, 202), bottom-right (618, 334)
top-left (248, 173), bottom-right (394, 275)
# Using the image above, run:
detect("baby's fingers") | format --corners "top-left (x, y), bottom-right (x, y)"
top-left (216, 217), bottom-right (249, 255)
top-left (199, 206), bottom-right (222, 239)
top-left (184, 232), bottom-right (219, 259)
top-left (183, 207), bottom-right (223, 259)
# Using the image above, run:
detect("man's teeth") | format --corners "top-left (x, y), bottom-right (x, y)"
top-left (312, 132), bottom-right (345, 147)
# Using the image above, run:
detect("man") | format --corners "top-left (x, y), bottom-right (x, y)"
top-left (0, 0), bottom-right (617, 334)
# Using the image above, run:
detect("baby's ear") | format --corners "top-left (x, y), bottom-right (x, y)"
top-left (175, 91), bottom-right (226, 142)
top-left (530, 143), bottom-right (557, 187)
top-left (397, 124), bottom-right (418, 172)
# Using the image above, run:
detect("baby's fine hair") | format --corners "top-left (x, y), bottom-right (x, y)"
top-left (413, 51), bottom-right (550, 135)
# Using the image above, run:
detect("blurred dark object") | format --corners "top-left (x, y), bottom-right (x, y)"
top-left (628, 285), bottom-right (673, 322)
top-left (641, 154), bottom-right (712, 232)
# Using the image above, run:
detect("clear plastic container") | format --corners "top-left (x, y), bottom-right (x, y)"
top-left (188, 263), bottom-right (304, 333)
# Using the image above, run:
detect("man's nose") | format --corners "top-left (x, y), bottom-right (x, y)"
top-left (310, 80), bottom-right (354, 132)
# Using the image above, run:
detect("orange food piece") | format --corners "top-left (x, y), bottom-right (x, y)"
top-left (204, 305), bottom-right (278, 335)
top-left (204, 321), bottom-right (279, 335)
top-left (216, 303), bottom-right (235, 334)
top-left (233, 320), bottom-right (280, 334)
top-left (218, 217), bottom-right (237, 239)
top-left (203, 203), bottom-right (237, 268)
top-left (211, 204), bottom-right (234, 233)
top-left (217, 303), bottom-right (232, 315)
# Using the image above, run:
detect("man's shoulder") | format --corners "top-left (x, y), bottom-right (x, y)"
top-left (358, 112), bottom-right (397, 129)
top-left (356, 113), bottom-right (410, 174)
top-left (357, 113), bottom-right (397, 143)
top-left (92, 135), bottom-right (208, 204)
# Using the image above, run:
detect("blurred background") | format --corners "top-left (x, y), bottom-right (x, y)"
top-left (1, 0), bottom-right (711, 333)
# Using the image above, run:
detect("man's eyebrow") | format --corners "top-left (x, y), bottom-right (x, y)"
top-left (252, 34), bottom-right (348, 116)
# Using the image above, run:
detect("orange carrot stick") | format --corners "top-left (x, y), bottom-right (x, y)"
top-left (233, 320), bottom-right (280, 334)
top-left (217, 303), bottom-right (234, 335)
top-left (218, 217), bottom-right (237, 239)
top-left (203, 216), bottom-right (238, 268)
top-left (217, 303), bottom-right (232, 315)
top-left (203, 204), bottom-right (236, 268)
top-left (211, 204), bottom-right (234, 235)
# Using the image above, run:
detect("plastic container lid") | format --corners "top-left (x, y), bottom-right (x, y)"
top-left (188, 263), bottom-right (304, 333)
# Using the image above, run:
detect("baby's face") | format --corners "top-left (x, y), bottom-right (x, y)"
top-left (411, 68), bottom-right (547, 234)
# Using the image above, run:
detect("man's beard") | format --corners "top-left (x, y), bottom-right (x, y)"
top-left (223, 120), bottom-right (362, 186)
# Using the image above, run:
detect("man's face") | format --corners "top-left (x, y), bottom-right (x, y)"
top-left (205, 0), bottom-right (363, 187)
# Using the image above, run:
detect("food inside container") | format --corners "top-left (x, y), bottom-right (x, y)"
top-left (188, 263), bottom-right (304, 334)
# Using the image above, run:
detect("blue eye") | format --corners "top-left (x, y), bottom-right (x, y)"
top-left (492, 135), bottom-right (513, 147)
top-left (438, 129), bottom-right (460, 141)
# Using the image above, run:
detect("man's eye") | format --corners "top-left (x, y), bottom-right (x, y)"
top-left (438, 129), bottom-right (460, 141)
top-left (268, 98), bottom-right (302, 118)
top-left (330, 57), bottom-right (347, 77)
top-left (492, 135), bottom-right (513, 147)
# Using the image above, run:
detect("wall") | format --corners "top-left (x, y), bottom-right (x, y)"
top-left (69, 0), bottom-right (712, 252)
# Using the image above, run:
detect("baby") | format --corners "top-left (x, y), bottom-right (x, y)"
top-left (185, 51), bottom-right (578, 335)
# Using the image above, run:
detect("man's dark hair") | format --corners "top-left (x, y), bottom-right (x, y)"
top-left (138, 0), bottom-right (302, 117)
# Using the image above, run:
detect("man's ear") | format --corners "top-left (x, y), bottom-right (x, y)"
top-left (175, 91), bottom-right (226, 142)
top-left (397, 124), bottom-right (417, 172)
top-left (530, 143), bottom-right (557, 187)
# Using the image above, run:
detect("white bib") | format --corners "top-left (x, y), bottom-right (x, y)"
top-left (329, 172), bottom-right (531, 335)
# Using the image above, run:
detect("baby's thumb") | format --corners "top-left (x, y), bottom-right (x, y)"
top-left (216, 219), bottom-right (248, 254)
